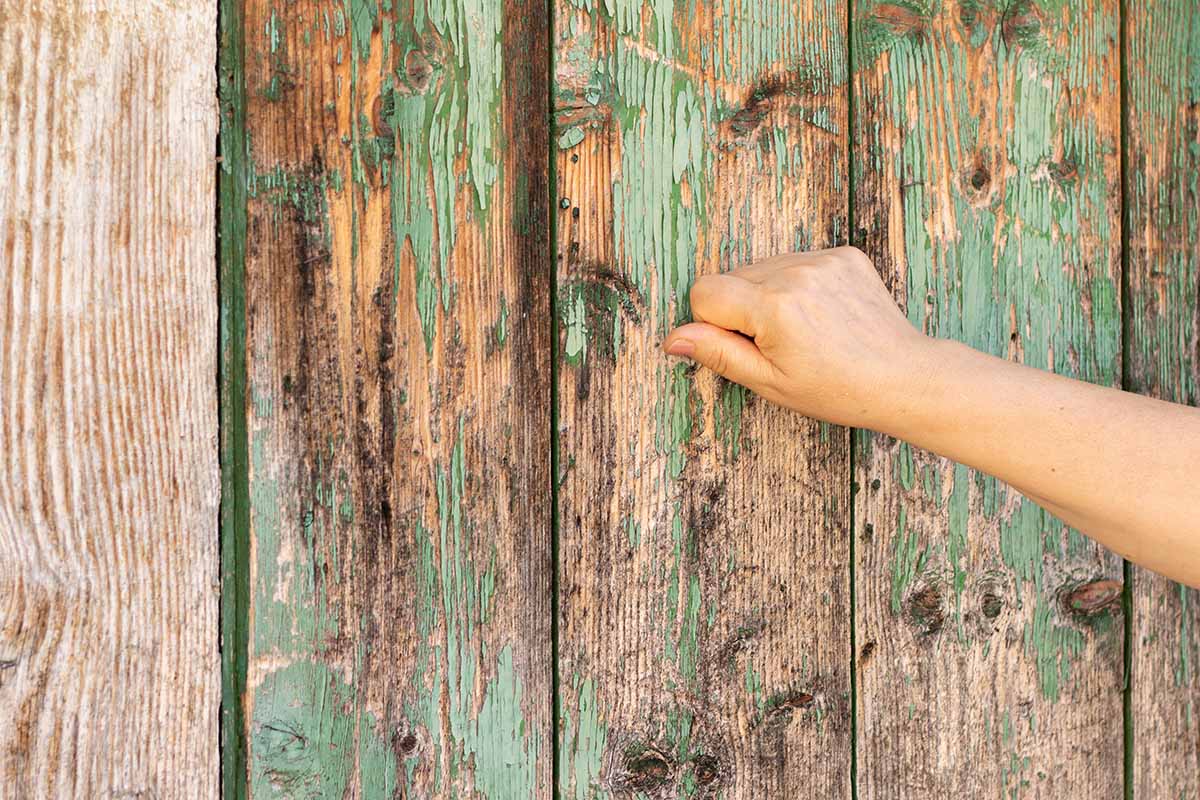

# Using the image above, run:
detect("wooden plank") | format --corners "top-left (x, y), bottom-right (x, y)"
top-left (1125, 1), bottom-right (1200, 795)
top-left (0, 1), bottom-right (219, 796)
top-left (226, 0), bottom-right (551, 796)
top-left (851, 1), bottom-right (1124, 795)
top-left (219, 0), bottom-right (252, 794)
top-left (553, 3), bottom-right (851, 797)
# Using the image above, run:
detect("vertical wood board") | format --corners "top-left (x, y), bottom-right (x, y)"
top-left (554, 2), bottom-right (852, 797)
top-left (1125, 1), bottom-right (1200, 796)
top-left (852, 1), bottom-right (1125, 795)
top-left (0, 1), bottom-right (220, 796)
top-left (226, 0), bottom-right (552, 796)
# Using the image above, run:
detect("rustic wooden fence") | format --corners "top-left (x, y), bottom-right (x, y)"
top-left (1, 0), bottom-right (1197, 797)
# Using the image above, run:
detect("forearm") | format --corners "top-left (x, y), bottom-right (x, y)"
top-left (876, 338), bottom-right (1200, 587)
top-left (665, 248), bottom-right (1200, 586)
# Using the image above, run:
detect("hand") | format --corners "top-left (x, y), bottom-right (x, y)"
top-left (662, 246), bottom-right (932, 430)
top-left (664, 246), bottom-right (1200, 588)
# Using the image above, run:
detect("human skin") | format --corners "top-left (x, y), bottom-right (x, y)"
top-left (662, 246), bottom-right (1200, 589)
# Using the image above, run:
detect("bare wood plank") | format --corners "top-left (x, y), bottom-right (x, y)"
top-left (230, 0), bottom-right (551, 796)
top-left (1125, 1), bottom-right (1200, 795)
top-left (0, 1), bottom-right (219, 796)
top-left (852, 1), bottom-right (1124, 795)
top-left (554, 3), bottom-right (851, 797)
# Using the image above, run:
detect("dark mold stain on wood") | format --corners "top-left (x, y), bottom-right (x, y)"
top-left (604, 734), bottom-right (729, 800)
top-left (760, 689), bottom-right (816, 728)
top-left (621, 746), bottom-right (673, 791)
top-left (725, 69), bottom-right (827, 138)
top-left (906, 582), bottom-right (945, 638)
top-left (858, 640), bottom-right (877, 668)
top-left (979, 589), bottom-right (1004, 620)
top-left (719, 617), bottom-right (767, 664)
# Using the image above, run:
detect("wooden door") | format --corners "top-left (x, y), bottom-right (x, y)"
top-left (2, 0), bottom-right (1198, 797)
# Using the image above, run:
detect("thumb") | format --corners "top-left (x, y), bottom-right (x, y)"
top-left (662, 322), bottom-right (775, 391)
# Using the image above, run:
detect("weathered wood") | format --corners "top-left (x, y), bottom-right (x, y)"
top-left (1125, 1), bottom-right (1200, 795)
top-left (219, 0), bottom-right (251, 795)
top-left (0, 1), bottom-right (219, 796)
top-left (553, 3), bottom-right (851, 797)
top-left (225, 0), bottom-right (551, 796)
top-left (852, 1), bottom-right (1124, 795)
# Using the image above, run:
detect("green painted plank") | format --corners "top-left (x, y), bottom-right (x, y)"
top-left (554, 1), bottom-right (852, 796)
top-left (218, 0), bottom-right (251, 795)
top-left (1125, 0), bottom-right (1200, 795)
top-left (852, 0), bottom-right (1125, 795)
top-left (224, 0), bottom-right (552, 796)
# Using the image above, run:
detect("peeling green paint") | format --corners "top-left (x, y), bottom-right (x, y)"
top-left (250, 426), bottom-right (338, 656)
top-left (1125, 6), bottom-right (1200, 790)
top-left (266, 8), bottom-right (282, 54)
top-left (856, 0), bottom-right (1122, 708)
top-left (345, 0), bottom-right (376, 62)
top-left (745, 660), bottom-right (765, 713)
top-left (889, 507), bottom-right (925, 614)
top-left (554, 0), bottom-right (849, 792)
top-left (655, 362), bottom-right (696, 480)
top-left (391, 77), bottom-right (459, 354)
top-left (394, 421), bottom-right (542, 797)
top-left (947, 463), bottom-right (969, 637)
top-left (1024, 597), bottom-right (1085, 703)
top-left (494, 294), bottom-right (509, 347)
top-left (562, 286), bottom-right (589, 365)
top-left (1176, 585), bottom-right (1193, 687)
top-left (558, 275), bottom-right (642, 368)
top-left (625, 516), bottom-right (641, 548)
top-left (998, 708), bottom-right (1034, 799)
top-left (246, 154), bottom-right (334, 247)
top-left (390, 0), bottom-right (509, 353)
top-left (471, 646), bottom-right (539, 798)
top-left (558, 127), bottom-right (586, 149)
top-left (608, 38), bottom-right (706, 333)
top-left (438, 423), bottom-right (538, 795)
top-left (250, 661), bottom-right (397, 798)
top-left (423, 0), bottom-right (503, 210)
top-left (714, 381), bottom-right (747, 461)
top-left (678, 573), bottom-right (703, 681)
top-left (896, 442), bottom-right (915, 491)
top-left (559, 676), bottom-right (609, 800)
top-left (999, 500), bottom-right (1096, 701)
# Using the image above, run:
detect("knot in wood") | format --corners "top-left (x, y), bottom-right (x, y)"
top-left (1061, 579), bottom-right (1123, 618)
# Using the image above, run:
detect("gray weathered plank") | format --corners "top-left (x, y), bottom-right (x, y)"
top-left (0, 1), bottom-right (219, 796)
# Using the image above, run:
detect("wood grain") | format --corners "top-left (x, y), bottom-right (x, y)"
top-left (852, 0), bottom-right (1125, 795)
top-left (225, 0), bottom-right (551, 796)
top-left (1125, 1), bottom-right (1200, 795)
top-left (0, 1), bottom-right (219, 796)
top-left (553, 3), bottom-right (851, 797)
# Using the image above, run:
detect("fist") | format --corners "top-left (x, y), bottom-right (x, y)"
top-left (663, 247), bottom-right (932, 430)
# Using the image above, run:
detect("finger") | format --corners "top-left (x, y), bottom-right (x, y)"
top-left (663, 322), bottom-right (776, 392)
top-left (724, 253), bottom-right (798, 282)
top-left (689, 274), bottom-right (762, 337)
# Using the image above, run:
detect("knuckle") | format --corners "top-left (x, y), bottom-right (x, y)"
top-left (762, 280), bottom-right (795, 311)
top-left (834, 245), bottom-right (873, 271)
top-left (689, 274), bottom-right (720, 311)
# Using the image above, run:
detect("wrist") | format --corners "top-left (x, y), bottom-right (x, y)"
top-left (870, 335), bottom-right (966, 440)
